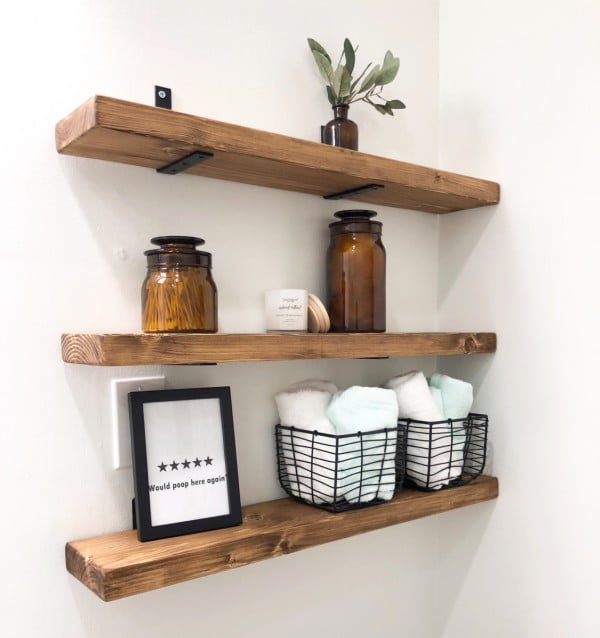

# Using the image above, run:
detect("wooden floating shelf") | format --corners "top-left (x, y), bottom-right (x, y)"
top-left (56, 96), bottom-right (499, 213)
top-left (61, 331), bottom-right (497, 365)
top-left (66, 476), bottom-right (498, 601)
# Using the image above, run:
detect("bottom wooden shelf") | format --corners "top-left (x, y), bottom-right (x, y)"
top-left (66, 476), bottom-right (498, 601)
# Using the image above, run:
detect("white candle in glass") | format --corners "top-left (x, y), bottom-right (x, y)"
top-left (265, 289), bottom-right (308, 332)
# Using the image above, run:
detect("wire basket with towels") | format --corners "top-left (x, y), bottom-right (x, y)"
top-left (275, 423), bottom-right (407, 512)
top-left (398, 413), bottom-right (488, 491)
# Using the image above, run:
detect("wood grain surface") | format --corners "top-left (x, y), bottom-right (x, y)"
top-left (55, 96), bottom-right (500, 213)
top-left (61, 332), bottom-right (497, 365)
top-left (66, 476), bottom-right (498, 601)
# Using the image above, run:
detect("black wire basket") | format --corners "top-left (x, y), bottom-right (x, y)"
top-left (398, 412), bottom-right (488, 491)
top-left (275, 424), bottom-right (407, 512)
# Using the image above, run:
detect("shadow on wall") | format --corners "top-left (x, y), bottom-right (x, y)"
top-left (56, 155), bottom-right (334, 333)
top-left (439, 99), bottom-right (497, 178)
top-left (62, 354), bottom-right (442, 535)
top-left (430, 502), bottom-right (497, 637)
top-left (66, 501), bottom-right (496, 638)
top-left (57, 152), bottom-right (441, 334)
top-left (437, 95), bottom-right (502, 315)
top-left (436, 353), bottom-right (496, 474)
top-left (437, 353), bottom-right (494, 396)
top-left (437, 206), bottom-right (497, 310)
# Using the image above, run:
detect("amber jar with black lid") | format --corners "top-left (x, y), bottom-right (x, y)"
top-left (142, 236), bottom-right (217, 333)
top-left (327, 210), bottom-right (386, 332)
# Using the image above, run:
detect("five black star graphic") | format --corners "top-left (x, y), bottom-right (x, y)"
top-left (157, 456), bottom-right (212, 471)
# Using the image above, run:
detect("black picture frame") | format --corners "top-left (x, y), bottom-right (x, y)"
top-left (128, 387), bottom-right (242, 542)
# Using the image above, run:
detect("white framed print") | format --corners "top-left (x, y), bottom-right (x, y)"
top-left (128, 387), bottom-right (242, 541)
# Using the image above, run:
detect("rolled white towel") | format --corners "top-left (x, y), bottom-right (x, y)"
top-left (287, 379), bottom-right (339, 395)
top-left (387, 371), bottom-right (452, 490)
top-left (327, 386), bottom-right (399, 504)
top-left (275, 387), bottom-right (337, 503)
top-left (387, 371), bottom-right (443, 421)
top-left (275, 388), bottom-right (335, 433)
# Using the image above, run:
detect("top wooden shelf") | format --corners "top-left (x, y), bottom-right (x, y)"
top-left (56, 96), bottom-right (499, 213)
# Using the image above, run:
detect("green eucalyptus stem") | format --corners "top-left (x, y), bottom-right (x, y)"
top-left (308, 37), bottom-right (406, 116)
top-left (349, 86), bottom-right (384, 105)
top-left (350, 63), bottom-right (372, 92)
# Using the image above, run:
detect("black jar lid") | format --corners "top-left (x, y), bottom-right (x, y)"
top-left (144, 236), bottom-right (212, 268)
top-left (329, 209), bottom-right (382, 235)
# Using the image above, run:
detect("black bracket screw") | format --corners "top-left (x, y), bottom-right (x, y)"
top-left (154, 86), bottom-right (172, 109)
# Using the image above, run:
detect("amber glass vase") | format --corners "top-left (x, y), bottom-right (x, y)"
top-left (321, 105), bottom-right (358, 151)
top-left (142, 236), bottom-right (217, 333)
top-left (327, 210), bottom-right (386, 332)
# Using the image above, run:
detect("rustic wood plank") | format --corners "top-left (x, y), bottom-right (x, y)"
top-left (66, 476), bottom-right (498, 601)
top-left (61, 332), bottom-right (497, 365)
top-left (55, 96), bottom-right (500, 213)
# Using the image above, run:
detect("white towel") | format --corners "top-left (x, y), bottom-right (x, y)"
top-left (275, 387), bottom-right (337, 503)
top-left (275, 388), bottom-right (335, 433)
top-left (287, 379), bottom-right (339, 395)
top-left (327, 386), bottom-right (399, 503)
top-left (387, 371), bottom-right (453, 490)
top-left (387, 371), bottom-right (443, 421)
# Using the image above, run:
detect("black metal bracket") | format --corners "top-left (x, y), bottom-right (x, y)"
top-left (323, 183), bottom-right (384, 200)
top-left (156, 151), bottom-right (214, 175)
top-left (165, 363), bottom-right (218, 366)
top-left (154, 85), bottom-right (172, 109)
top-left (132, 498), bottom-right (137, 530)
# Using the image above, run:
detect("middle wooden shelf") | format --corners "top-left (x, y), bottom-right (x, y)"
top-left (61, 331), bottom-right (497, 365)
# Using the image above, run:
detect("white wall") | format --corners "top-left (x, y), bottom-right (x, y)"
top-left (0, 2), bottom-right (460, 637)
top-left (438, 1), bottom-right (600, 636)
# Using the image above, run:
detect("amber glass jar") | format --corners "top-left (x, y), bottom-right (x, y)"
top-left (327, 210), bottom-right (386, 332)
top-left (142, 236), bottom-right (217, 333)
top-left (321, 105), bottom-right (359, 151)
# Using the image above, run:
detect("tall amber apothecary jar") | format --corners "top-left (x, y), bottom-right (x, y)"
top-left (142, 236), bottom-right (217, 333)
top-left (327, 210), bottom-right (386, 332)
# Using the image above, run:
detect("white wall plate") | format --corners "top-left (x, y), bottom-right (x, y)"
top-left (110, 376), bottom-right (166, 469)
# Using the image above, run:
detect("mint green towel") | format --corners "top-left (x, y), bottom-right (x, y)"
top-left (429, 385), bottom-right (444, 417)
top-left (327, 386), bottom-right (399, 503)
top-left (429, 373), bottom-right (473, 420)
top-left (429, 373), bottom-right (473, 483)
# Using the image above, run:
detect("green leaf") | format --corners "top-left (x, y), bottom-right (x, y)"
top-left (373, 104), bottom-right (387, 115)
top-left (326, 85), bottom-right (336, 106)
top-left (359, 64), bottom-right (380, 93)
top-left (384, 103), bottom-right (394, 115)
top-left (376, 51), bottom-right (399, 85)
top-left (307, 38), bottom-right (331, 63)
top-left (339, 66), bottom-right (351, 98)
top-left (311, 50), bottom-right (335, 86)
top-left (332, 65), bottom-right (344, 96)
top-left (387, 99), bottom-right (406, 109)
top-left (343, 38), bottom-right (355, 75)
top-left (382, 50), bottom-right (394, 69)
